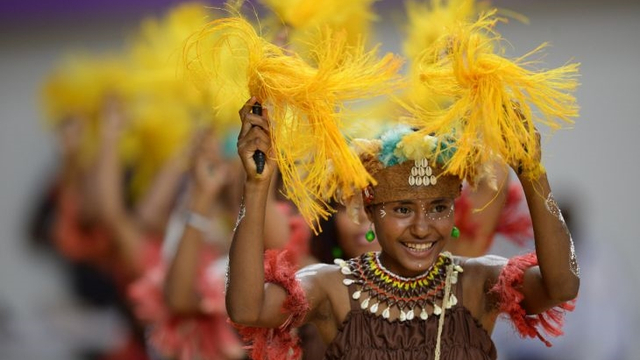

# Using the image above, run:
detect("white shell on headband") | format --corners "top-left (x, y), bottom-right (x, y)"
top-left (409, 158), bottom-right (435, 187)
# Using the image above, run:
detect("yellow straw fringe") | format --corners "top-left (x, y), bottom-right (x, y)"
top-left (409, 10), bottom-right (579, 182)
top-left (120, 3), bottom-right (215, 199)
top-left (186, 16), bottom-right (403, 232)
top-left (258, 0), bottom-right (377, 63)
top-left (41, 54), bottom-right (129, 167)
top-left (42, 54), bottom-right (127, 126)
top-left (403, 0), bottom-right (482, 61)
top-left (403, 0), bottom-right (485, 113)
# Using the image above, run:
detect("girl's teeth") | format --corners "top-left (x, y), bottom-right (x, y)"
top-left (405, 242), bottom-right (433, 251)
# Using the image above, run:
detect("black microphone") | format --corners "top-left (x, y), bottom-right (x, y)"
top-left (251, 102), bottom-right (266, 175)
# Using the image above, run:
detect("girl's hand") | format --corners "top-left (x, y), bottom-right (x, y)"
top-left (191, 131), bottom-right (229, 201)
top-left (101, 96), bottom-right (128, 141)
top-left (511, 129), bottom-right (541, 176)
top-left (236, 97), bottom-right (276, 183)
top-left (508, 106), bottom-right (542, 176)
top-left (57, 115), bottom-right (84, 161)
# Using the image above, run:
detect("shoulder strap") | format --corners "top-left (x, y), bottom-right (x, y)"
top-left (338, 257), bottom-right (363, 311)
top-left (454, 257), bottom-right (468, 304)
top-left (345, 277), bottom-right (362, 311)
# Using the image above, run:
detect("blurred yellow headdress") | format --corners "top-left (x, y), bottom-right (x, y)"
top-left (259, 0), bottom-right (378, 59)
top-left (122, 2), bottom-right (221, 199)
top-left (42, 53), bottom-right (128, 166)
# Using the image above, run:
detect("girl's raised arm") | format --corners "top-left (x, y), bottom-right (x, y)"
top-left (226, 97), bottom-right (316, 328)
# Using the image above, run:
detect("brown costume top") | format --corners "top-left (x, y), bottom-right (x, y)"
top-left (324, 255), bottom-right (496, 360)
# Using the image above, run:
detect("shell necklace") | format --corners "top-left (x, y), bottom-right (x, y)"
top-left (335, 251), bottom-right (463, 322)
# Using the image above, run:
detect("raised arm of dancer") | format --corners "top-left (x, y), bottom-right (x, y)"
top-left (481, 131), bottom-right (580, 315)
top-left (226, 97), bottom-right (288, 325)
top-left (225, 96), bottom-right (339, 330)
top-left (95, 98), bottom-right (143, 277)
top-left (56, 116), bottom-right (85, 187)
top-left (516, 168), bottom-right (580, 312)
top-left (165, 133), bottom-right (229, 314)
top-left (263, 170), bottom-right (293, 250)
top-left (134, 149), bottom-right (187, 235)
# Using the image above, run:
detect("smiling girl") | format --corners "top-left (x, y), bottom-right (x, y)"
top-left (226, 94), bottom-right (579, 360)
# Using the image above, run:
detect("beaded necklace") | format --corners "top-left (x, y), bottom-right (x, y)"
top-left (335, 251), bottom-right (463, 322)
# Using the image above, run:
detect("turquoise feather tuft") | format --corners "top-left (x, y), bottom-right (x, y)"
top-left (378, 125), bottom-right (413, 166)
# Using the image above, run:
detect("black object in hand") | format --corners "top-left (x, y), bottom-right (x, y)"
top-left (251, 102), bottom-right (266, 174)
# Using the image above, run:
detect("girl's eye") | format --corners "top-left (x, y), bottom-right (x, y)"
top-left (433, 204), bottom-right (449, 213)
top-left (394, 206), bottom-right (412, 215)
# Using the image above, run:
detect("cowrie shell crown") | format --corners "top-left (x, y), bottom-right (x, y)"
top-left (409, 159), bottom-right (436, 187)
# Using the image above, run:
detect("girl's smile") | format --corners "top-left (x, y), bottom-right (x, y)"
top-left (368, 197), bottom-right (455, 277)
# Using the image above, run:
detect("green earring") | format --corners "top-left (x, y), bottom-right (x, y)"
top-left (451, 226), bottom-right (460, 239)
top-left (365, 224), bottom-right (375, 242)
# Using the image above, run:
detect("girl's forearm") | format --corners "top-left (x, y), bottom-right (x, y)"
top-left (95, 130), bottom-right (127, 225)
top-left (165, 224), bottom-right (205, 314)
top-left (135, 155), bottom-right (186, 233)
top-left (165, 188), bottom-right (220, 314)
top-left (95, 130), bottom-right (143, 277)
top-left (519, 173), bottom-right (580, 301)
top-left (226, 181), bottom-right (271, 324)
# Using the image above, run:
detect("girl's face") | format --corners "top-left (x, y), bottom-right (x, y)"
top-left (366, 197), bottom-right (455, 278)
top-left (335, 205), bottom-right (380, 259)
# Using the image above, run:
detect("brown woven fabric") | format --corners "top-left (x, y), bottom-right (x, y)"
top-left (366, 160), bottom-right (462, 205)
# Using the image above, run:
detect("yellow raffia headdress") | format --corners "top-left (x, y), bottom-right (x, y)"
top-left (403, 0), bottom-right (526, 61)
top-left (42, 54), bottom-right (126, 125)
top-left (122, 2), bottom-right (221, 199)
top-left (41, 53), bottom-right (128, 166)
top-left (185, 16), bottom-right (403, 232)
top-left (259, 0), bottom-right (377, 59)
top-left (178, 5), bottom-right (252, 136)
top-left (126, 2), bottom-right (214, 115)
top-left (404, 10), bottom-right (580, 184)
top-left (402, 0), bottom-right (487, 112)
top-left (403, 0), bottom-right (485, 61)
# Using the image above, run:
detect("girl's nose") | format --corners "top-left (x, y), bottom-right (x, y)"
top-left (410, 212), bottom-right (432, 239)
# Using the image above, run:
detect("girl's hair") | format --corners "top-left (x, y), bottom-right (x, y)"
top-left (309, 202), bottom-right (341, 264)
